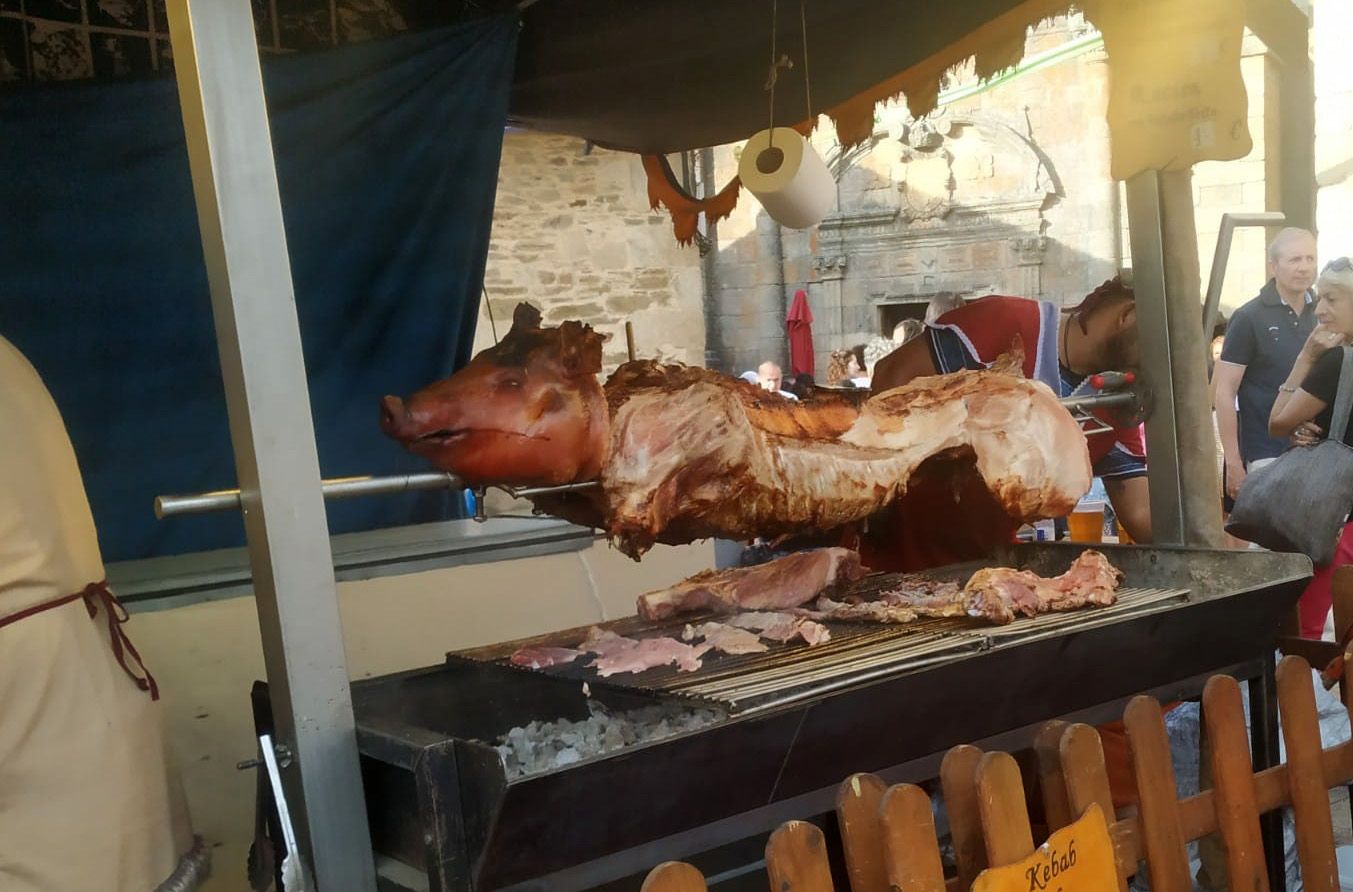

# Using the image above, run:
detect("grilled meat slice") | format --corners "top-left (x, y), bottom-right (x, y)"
top-left (682, 622), bottom-right (769, 655)
top-left (636, 547), bottom-right (866, 620)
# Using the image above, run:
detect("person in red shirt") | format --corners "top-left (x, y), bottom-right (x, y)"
top-left (869, 278), bottom-right (1153, 810)
top-left (865, 279), bottom-right (1151, 572)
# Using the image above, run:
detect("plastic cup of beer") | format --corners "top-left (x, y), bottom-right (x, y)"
top-left (1067, 498), bottom-right (1106, 543)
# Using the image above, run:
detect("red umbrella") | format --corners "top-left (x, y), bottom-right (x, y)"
top-left (786, 289), bottom-right (815, 378)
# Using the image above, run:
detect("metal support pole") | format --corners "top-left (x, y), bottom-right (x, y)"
top-left (163, 1), bottom-right (376, 888)
top-left (1248, 653), bottom-right (1285, 892)
top-left (1125, 169), bottom-right (1223, 547)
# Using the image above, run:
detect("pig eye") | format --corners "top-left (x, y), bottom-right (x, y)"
top-left (498, 375), bottom-right (524, 390)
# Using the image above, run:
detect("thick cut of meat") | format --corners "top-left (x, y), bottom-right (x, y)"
top-left (580, 626), bottom-right (711, 676)
top-left (963, 550), bottom-right (1123, 625)
top-left (725, 611), bottom-right (832, 646)
top-left (636, 548), bottom-right (867, 620)
top-left (682, 622), bottom-right (768, 655)
top-left (602, 366), bottom-right (1089, 557)
top-left (510, 645), bottom-right (584, 669)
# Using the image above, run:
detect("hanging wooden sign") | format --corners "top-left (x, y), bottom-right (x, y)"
top-left (971, 803), bottom-right (1120, 892)
top-left (1085, 0), bottom-right (1251, 180)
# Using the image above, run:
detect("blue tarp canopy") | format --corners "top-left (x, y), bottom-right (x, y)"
top-left (0, 17), bottom-right (518, 561)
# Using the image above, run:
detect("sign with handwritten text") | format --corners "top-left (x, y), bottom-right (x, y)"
top-left (1084, 0), bottom-right (1251, 180)
top-left (971, 803), bottom-right (1119, 892)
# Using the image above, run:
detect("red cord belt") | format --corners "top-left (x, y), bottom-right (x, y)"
top-left (0, 580), bottom-right (159, 700)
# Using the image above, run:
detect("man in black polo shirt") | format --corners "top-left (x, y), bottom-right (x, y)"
top-left (1214, 228), bottom-right (1318, 500)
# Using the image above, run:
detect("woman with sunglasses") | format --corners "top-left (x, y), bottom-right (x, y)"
top-left (1270, 257), bottom-right (1353, 637)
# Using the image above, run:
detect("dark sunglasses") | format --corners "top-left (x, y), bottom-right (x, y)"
top-left (1325, 257), bottom-right (1352, 273)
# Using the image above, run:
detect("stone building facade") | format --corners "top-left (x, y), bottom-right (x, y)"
top-left (704, 15), bottom-right (1288, 376)
top-left (473, 132), bottom-right (706, 371)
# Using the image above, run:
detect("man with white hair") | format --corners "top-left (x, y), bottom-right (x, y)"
top-left (1213, 227), bottom-right (1318, 502)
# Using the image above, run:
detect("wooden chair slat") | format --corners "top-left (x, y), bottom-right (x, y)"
top-left (1202, 674), bottom-right (1270, 892)
top-left (1124, 695), bottom-right (1192, 892)
top-left (977, 751), bottom-right (1035, 868)
top-left (940, 744), bottom-right (987, 888)
top-left (641, 861), bottom-right (707, 892)
top-left (1058, 723), bottom-right (1129, 891)
top-left (1034, 720), bottom-right (1072, 832)
top-left (1277, 655), bottom-right (1340, 892)
top-left (879, 783), bottom-right (947, 892)
top-left (1059, 723), bottom-right (1117, 821)
top-left (766, 820), bottom-right (836, 892)
top-left (836, 773), bottom-right (888, 892)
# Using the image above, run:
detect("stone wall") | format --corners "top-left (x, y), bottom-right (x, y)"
top-left (475, 132), bottom-right (706, 372)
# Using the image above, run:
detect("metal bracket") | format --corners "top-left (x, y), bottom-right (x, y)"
top-left (1202, 211), bottom-right (1286, 339)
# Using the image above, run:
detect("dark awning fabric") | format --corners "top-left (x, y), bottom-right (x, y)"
top-left (509, 0), bottom-right (1068, 154)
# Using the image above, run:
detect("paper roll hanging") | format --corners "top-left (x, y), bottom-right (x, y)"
top-left (737, 127), bottom-right (836, 230)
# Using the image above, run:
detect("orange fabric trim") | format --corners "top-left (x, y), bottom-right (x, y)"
top-left (821, 0), bottom-right (1072, 146)
top-left (641, 154), bottom-right (741, 246)
top-left (641, 120), bottom-right (817, 245)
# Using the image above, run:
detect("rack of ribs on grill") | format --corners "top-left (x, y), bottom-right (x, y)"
top-left (380, 303), bottom-right (1092, 559)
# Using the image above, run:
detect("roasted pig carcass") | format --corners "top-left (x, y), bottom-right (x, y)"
top-left (636, 547), bottom-right (866, 620)
top-left (381, 303), bottom-right (1091, 559)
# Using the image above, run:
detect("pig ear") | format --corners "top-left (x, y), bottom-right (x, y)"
top-left (510, 303), bottom-right (543, 333)
top-left (558, 321), bottom-right (605, 376)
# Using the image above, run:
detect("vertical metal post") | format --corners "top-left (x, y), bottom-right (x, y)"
top-left (1249, 655), bottom-right (1285, 892)
top-left (163, 1), bottom-right (376, 888)
top-left (1125, 171), bottom-right (1185, 546)
top-left (1125, 169), bottom-right (1223, 547)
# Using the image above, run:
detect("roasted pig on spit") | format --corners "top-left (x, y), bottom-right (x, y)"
top-left (380, 303), bottom-right (1092, 559)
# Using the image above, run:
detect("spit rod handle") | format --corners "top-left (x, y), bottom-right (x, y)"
top-left (155, 471), bottom-right (464, 519)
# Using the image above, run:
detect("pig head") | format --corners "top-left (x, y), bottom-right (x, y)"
top-left (380, 303), bottom-right (610, 486)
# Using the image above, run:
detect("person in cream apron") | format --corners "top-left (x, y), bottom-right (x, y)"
top-left (0, 335), bottom-right (208, 891)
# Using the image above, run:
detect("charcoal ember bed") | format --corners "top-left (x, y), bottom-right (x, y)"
top-left (352, 544), bottom-right (1311, 892)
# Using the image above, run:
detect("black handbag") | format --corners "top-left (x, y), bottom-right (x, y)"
top-left (1226, 347), bottom-right (1353, 565)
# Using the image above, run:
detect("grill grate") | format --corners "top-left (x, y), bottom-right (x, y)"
top-left (456, 585), bottom-right (1189, 712)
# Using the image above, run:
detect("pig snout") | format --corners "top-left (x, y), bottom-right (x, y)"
top-left (379, 395), bottom-right (409, 440)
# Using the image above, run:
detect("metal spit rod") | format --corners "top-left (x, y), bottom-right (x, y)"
top-left (154, 473), bottom-right (602, 518)
top-left (155, 472), bottom-right (463, 518)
